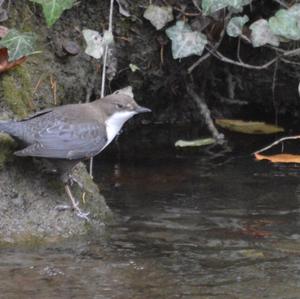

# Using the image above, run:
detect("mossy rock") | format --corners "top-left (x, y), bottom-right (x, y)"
top-left (2, 65), bottom-right (34, 119)
top-left (0, 133), bottom-right (16, 168)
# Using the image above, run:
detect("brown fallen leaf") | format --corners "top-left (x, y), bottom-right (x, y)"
top-left (255, 153), bottom-right (300, 163)
top-left (0, 48), bottom-right (27, 73)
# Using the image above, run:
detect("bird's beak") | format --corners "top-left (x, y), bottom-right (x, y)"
top-left (135, 105), bottom-right (151, 114)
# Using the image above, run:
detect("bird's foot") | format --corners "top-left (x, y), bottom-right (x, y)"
top-left (70, 198), bottom-right (90, 220)
top-left (64, 184), bottom-right (90, 221)
top-left (69, 175), bottom-right (84, 190)
top-left (55, 203), bottom-right (90, 220)
top-left (75, 209), bottom-right (90, 221)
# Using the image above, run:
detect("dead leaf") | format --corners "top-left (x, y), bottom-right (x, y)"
top-left (175, 138), bottom-right (216, 147)
top-left (255, 153), bottom-right (300, 163)
top-left (0, 25), bottom-right (8, 38)
top-left (216, 119), bottom-right (284, 134)
top-left (0, 48), bottom-right (27, 73)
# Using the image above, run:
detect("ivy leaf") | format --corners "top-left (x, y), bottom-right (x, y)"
top-left (30, 0), bottom-right (76, 27)
top-left (82, 29), bottom-right (103, 59)
top-left (166, 21), bottom-right (207, 59)
top-left (143, 5), bottom-right (173, 30)
top-left (0, 29), bottom-right (37, 61)
top-left (202, 0), bottom-right (252, 15)
top-left (250, 19), bottom-right (279, 47)
top-left (226, 15), bottom-right (249, 37)
top-left (269, 4), bottom-right (300, 41)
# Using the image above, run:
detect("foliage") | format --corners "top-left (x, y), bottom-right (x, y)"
top-left (82, 29), bottom-right (114, 60)
top-left (0, 29), bottom-right (37, 61)
top-left (82, 29), bottom-right (104, 59)
top-left (250, 19), bottom-right (279, 47)
top-left (30, 0), bottom-right (76, 27)
top-left (166, 21), bottom-right (207, 59)
top-left (226, 15), bottom-right (249, 37)
top-left (143, 5), bottom-right (173, 30)
top-left (202, 0), bottom-right (251, 15)
top-left (269, 4), bottom-right (300, 40)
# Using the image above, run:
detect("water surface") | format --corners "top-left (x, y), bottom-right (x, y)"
top-left (1, 148), bottom-right (300, 298)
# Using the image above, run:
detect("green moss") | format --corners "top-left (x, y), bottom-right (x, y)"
top-left (47, 177), bottom-right (65, 194)
top-left (2, 65), bottom-right (34, 118)
top-left (4, 3), bottom-right (35, 32)
top-left (0, 133), bottom-right (16, 168)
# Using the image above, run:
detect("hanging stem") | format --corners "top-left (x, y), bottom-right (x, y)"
top-left (90, 0), bottom-right (114, 178)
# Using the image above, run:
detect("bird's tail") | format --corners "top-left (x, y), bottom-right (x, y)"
top-left (0, 120), bottom-right (22, 138)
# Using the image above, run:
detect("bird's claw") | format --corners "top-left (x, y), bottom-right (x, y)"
top-left (75, 210), bottom-right (90, 221)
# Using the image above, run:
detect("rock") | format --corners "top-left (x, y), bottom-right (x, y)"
top-left (0, 160), bottom-right (112, 244)
top-left (62, 40), bottom-right (81, 56)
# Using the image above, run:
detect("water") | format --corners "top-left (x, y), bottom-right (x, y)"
top-left (1, 148), bottom-right (300, 298)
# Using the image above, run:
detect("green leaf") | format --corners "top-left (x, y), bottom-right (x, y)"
top-left (250, 19), bottom-right (279, 47)
top-left (269, 4), bottom-right (300, 40)
top-left (175, 138), bottom-right (216, 147)
top-left (30, 0), bottom-right (76, 27)
top-left (0, 29), bottom-right (37, 61)
top-left (166, 21), bottom-right (207, 59)
top-left (226, 15), bottom-right (249, 37)
top-left (202, 0), bottom-right (251, 15)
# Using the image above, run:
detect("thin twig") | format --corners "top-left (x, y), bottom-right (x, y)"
top-left (50, 75), bottom-right (57, 105)
top-left (33, 75), bottom-right (43, 94)
top-left (280, 57), bottom-right (300, 66)
top-left (271, 59), bottom-right (279, 124)
top-left (211, 50), bottom-right (278, 70)
top-left (187, 84), bottom-right (224, 142)
top-left (273, 0), bottom-right (288, 8)
top-left (188, 12), bottom-right (231, 73)
top-left (254, 135), bottom-right (300, 155)
top-left (90, 0), bottom-right (114, 178)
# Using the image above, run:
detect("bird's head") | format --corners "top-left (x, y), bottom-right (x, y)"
top-left (100, 93), bottom-right (151, 118)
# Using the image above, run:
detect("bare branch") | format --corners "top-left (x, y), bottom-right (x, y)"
top-left (280, 57), bottom-right (300, 66)
top-left (187, 85), bottom-right (225, 142)
top-left (188, 13), bottom-right (231, 73)
top-left (192, 0), bottom-right (202, 12)
top-left (211, 50), bottom-right (278, 69)
top-left (254, 135), bottom-right (300, 155)
top-left (273, 0), bottom-right (289, 8)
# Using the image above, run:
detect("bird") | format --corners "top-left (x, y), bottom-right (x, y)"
top-left (0, 92), bottom-right (151, 219)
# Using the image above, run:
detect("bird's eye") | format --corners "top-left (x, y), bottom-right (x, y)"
top-left (116, 103), bottom-right (123, 109)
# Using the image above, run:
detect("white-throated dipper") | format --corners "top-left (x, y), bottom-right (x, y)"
top-left (0, 92), bottom-right (151, 219)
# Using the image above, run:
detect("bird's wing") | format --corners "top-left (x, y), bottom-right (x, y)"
top-left (20, 108), bottom-right (54, 121)
top-left (14, 120), bottom-right (107, 160)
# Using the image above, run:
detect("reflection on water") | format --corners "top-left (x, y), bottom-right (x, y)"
top-left (1, 150), bottom-right (300, 298)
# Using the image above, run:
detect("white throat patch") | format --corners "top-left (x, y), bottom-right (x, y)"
top-left (104, 111), bottom-right (136, 148)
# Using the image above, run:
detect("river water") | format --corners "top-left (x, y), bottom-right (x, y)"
top-left (1, 146), bottom-right (300, 298)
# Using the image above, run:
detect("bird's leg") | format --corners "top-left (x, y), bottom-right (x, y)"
top-left (64, 183), bottom-right (90, 220)
top-left (68, 175), bottom-right (84, 190)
